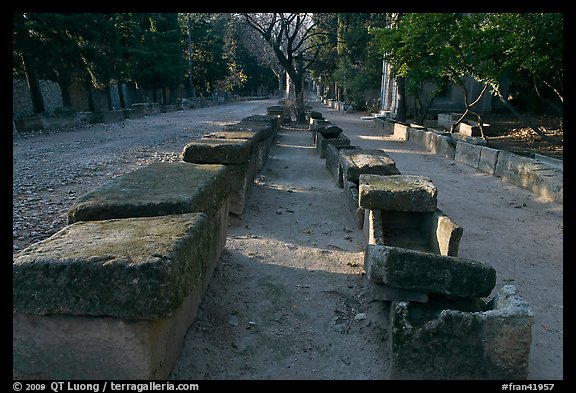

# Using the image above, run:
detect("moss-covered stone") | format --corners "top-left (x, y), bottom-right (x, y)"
top-left (364, 244), bottom-right (496, 298)
top-left (13, 213), bottom-right (211, 319)
top-left (181, 138), bottom-right (252, 164)
top-left (389, 285), bottom-right (533, 379)
top-left (359, 174), bottom-right (437, 212)
top-left (67, 162), bottom-right (231, 223)
top-left (340, 149), bottom-right (401, 183)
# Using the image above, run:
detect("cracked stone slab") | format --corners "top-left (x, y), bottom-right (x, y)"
top-left (364, 244), bottom-right (496, 298)
top-left (67, 162), bottom-right (232, 223)
top-left (359, 174), bottom-right (437, 212)
top-left (340, 149), bottom-right (401, 183)
top-left (13, 213), bottom-right (212, 319)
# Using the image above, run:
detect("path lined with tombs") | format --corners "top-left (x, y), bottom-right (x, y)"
top-left (13, 97), bottom-right (562, 380)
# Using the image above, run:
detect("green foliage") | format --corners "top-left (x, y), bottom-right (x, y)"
top-left (307, 13), bottom-right (339, 87)
top-left (326, 13), bottom-right (388, 109)
top-left (370, 13), bottom-right (563, 110)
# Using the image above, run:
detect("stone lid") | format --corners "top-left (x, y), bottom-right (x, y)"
top-left (340, 150), bottom-right (401, 182)
top-left (13, 213), bottom-right (211, 319)
top-left (364, 244), bottom-right (496, 298)
top-left (359, 174), bottom-right (437, 211)
top-left (181, 138), bottom-right (252, 164)
top-left (67, 162), bottom-right (232, 223)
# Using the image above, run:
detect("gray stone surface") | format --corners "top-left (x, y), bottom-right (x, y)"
top-left (409, 127), bottom-right (425, 146)
top-left (226, 162), bottom-right (254, 215)
top-left (393, 123), bottom-right (409, 140)
top-left (240, 115), bottom-right (280, 133)
top-left (478, 146), bottom-right (501, 175)
top-left (340, 149), bottom-right (401, 183)
top-left (456, 121), bottom-right (490, 137)
top-left (324, 144), bottom-right (361, 186)
top-left (370, 282), bottom-right (429, 303)
top-left (433, 133), bottom-right (456, 159)
top-left (364, 244), bottom-right (496, 298)
top-left (181, 138), bottom-right (253, 164)
top-left (363, 208), bottom-right (462, 257)
top-left (389, 285), bottom-right (533, 379)
top-left (317, 124), bottom-right (343, 138)
top-left (494, 150), bottom-right (563, 204)
top-left (13, 213), bottom-right (213, 319)
top-left (316, 133), bottom-right (351, 158)
top-left (358, 174), bottom-right (437, 212)
top-left (437, 112), bottom-right (463, 129)
top-left (428, 210), bottom-right (463, 257)
top-left (203, 129), bottom-right (260, 142)
top-left (455, 140), bottom-right (482, 168)
top-left (344, 181), bottom-right (365, 229)
top-left (67, 162), bottom-right (232, 223)
top-left (222, 123), bottom-right (274, 141)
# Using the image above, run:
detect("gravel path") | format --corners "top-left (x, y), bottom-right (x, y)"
top-left (13, 99), bottom-right (274, 255)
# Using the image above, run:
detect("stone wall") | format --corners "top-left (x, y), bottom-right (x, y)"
top-left (373, 118), bottom-right (563, 205)
top-left (13, 79), bottom-right (63, 119)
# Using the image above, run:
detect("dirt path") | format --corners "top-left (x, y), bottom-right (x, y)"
top-left (169, 97), bottom-right (563, 380)
top-left (169, 126), bottom-right (390, 380)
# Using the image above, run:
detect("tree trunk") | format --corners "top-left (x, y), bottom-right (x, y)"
top-left (58, 79), bottom-right (72, 108)
top-left (105, 85), bottom-right (114, 110)
top-left (396, 75), bottom-right (406, 123)
top-left (293, 76), bottom-right (307, 125)
top-left (85, 80), bottom-right (95, 112)
top-left (162, 87), bottom-right (168, 105)
top-left (118, 81), bottom-right (126, 109)
top-left (22, 55), bottom-right (45, 114)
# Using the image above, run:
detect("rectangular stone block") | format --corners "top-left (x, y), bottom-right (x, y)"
top-left (478, 146), bottom-right (501, 175)
top-left (340, 149), bottom-right (401, 184)
top-left (343, 180), bottom-right (365, 229)
top-left (181, 138), bottom-right (253, 164)
top-left (316, 133), bottom-right (351, 158)
top-left (359, 174), bottom-right (437, 212)
top-left (389, 285), bottom-right (533, 379)
top-left (456, 121), bottom-right (490, 137)
top-left (12, 212), bottom-right (227, 380)
top-left (428, 210), bottom-right (463, 257)
top-left (383, 119), bottom-right (395, 134)
top-left (434, 134), bottom-right (456, 159)
top-left (363, 207), bottom-right (461, 256)
top-left (455, 140), bottom-right (482, 168)
top-left (226, 162), bottom-right (254, 215)
top-left (325, 144), bottom-right (362, 187)
top-left (437, 112), bottom-right (463, 129)
top-left (495, 150), bottom-right (563, 204)
top-left (67, 162), bottom-right (232, 223)
top-left (202, 130), bottom-right (263, 178)
top-left (14, 213), bottom-right (212, 319)
top-left (364, 244), bottom-right (496, 298)
top-left (370, 282), bottom-right (429, 303)
top-left (393, 123), bottom-right (409, 140)
top-left (409, 127), bottom-right (425, 146)
top-left (203, 129), bottom-right (259, 142)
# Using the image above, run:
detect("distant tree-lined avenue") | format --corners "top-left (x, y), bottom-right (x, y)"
top-left (13, 13), bottom-right (562, 126)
